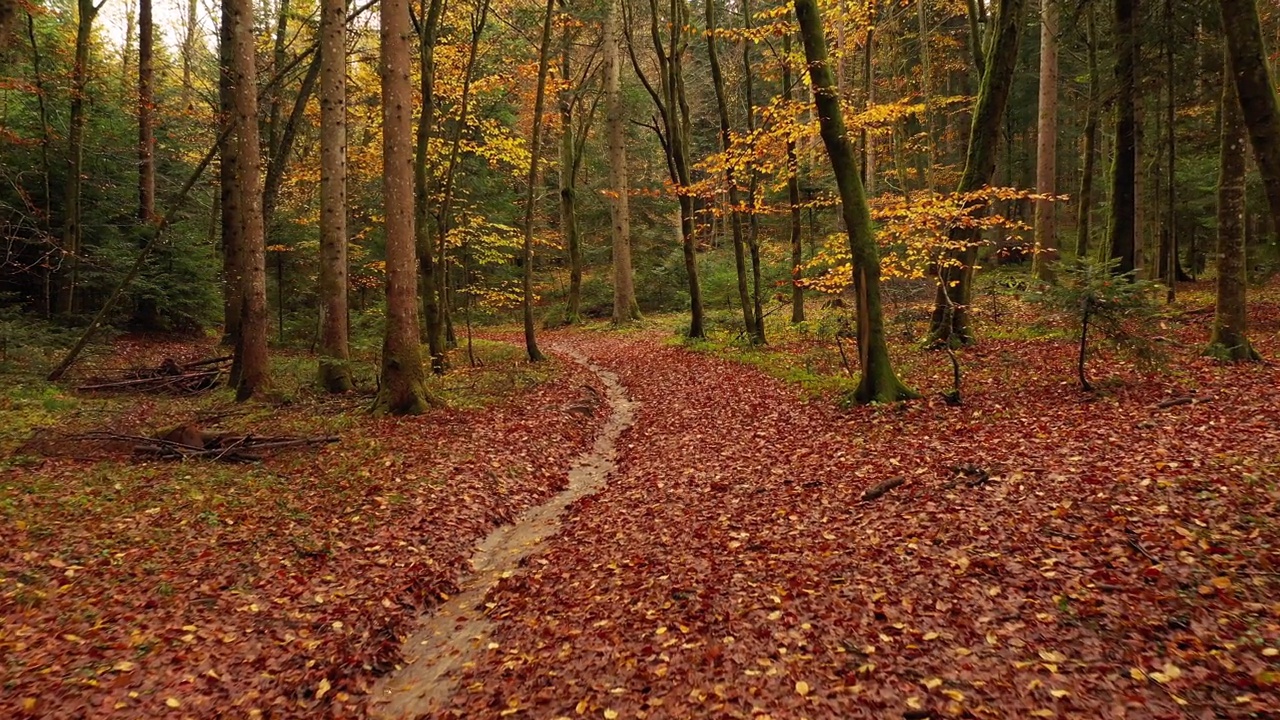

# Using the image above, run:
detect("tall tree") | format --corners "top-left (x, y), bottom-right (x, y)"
top-left (605, 0), bottom-right (640, 324)
top-left (784, 31), bottom-right (804, 324)
top-left (375, 0), bottom-right (435, 413)
top-left (1107, 0), bottom-right (1137, 274)
top-left (794, 0), bottom-right (916, 403)
top-left (318, 0), bottom-right (353, 392)
top-left (521, 0), bottom-right (558, 362)
top-left (1031, 0), bottom-right (1057, 279)
top-left (1207, 50), bottom-right (1261, 362)
top-left (928, 0), bottom-right (1029, 345)
top-left (1218, 0), bottom-right (1280, 235)
top-left (704, 0), bottom-right (757, 342)
top-left (559, 0), bottom-right (583, 325)
top-left (226, 0), bottom-right (269, 401)
top-left (1075, 1), bottom-right (1099, 257)
top-left (219, 0), bottom-right (242, 345)
top-left (415, 0), bottom-right (446, 373)
top-left (138, 0), bottom-right (155, 223)
top-left (57, 0), bottom-right (104, 315)
top-left (743, 0), bottom-right (765, 341)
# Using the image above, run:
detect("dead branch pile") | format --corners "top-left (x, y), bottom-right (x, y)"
top-left (77, 356), bottom-right (232, 395)
top-left (71, 424), bottom-right (338, 462)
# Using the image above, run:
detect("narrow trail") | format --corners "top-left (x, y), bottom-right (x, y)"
top-left (369, 346), bottom-right (636, 719)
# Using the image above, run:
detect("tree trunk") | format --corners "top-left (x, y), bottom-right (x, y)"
top-left (1032, 0), bottom-right (1058, 279)
top-left (559, 0), bottom-right (582, 324)
top-left (375, 0), bottom-right (435, 413)
top-left (181, 0), bottom-right (198, 108)
top-left (219, 0), bottom-right (242, 345)
top-left (57, 0), bottom-right (99, 315)
top-left (318, 0), bottom-right (353, 392)
top-left (795, 0), bottom-right (916, 403)
top-left (263, 54), bottom-right (321, 227)
top-left (138, 0), bottom-right (155, 223)
top-left (1108, 0), bottom-right (1138, 274)
top-left (416, 0), bottom-right (446, 373)
top-left (705, 0), bottom-right (757, 341)
top-left (1218, 0), bottom-right (1280, 237)
top-left (784, 32), bottom-right (805, 323)
top-left (606, 0), bottom-right (639, 324)
top-left (227, 0), bottom-right (269, 401)
top-left (928, 0), bottom-right (1028, 345)
top-left (521, 0), bottom-right (557, 362)
top-left (1208, 49), bottom-right (1261, 361)
top-left (1076, 1), bottom-right (1098, 257)
top-left (744, 0), bottom-right (765, 341)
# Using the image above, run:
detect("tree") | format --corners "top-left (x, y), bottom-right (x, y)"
top-left (138, 0), bottom-right (154, 224)
top-left (318, 0), bottom-right (354, 392)
top-left (927, 0), bottom-right (1028, 346)
top-left (605, 0), bottom-right (640, 324)
top-left (794, 0), bottom-right (916, 403)
top-left (218, 0), bottom-right (242, 345)
top-left (375, 0), bottom-right (436, 413)
top-left (226, 0), bottom-right (269, 401)
top-left (1218, 0), bottom-right (1280, 235)
top-left (520, 0), bottom-right (558, 362)
top-left (1075, 1), bottom-right (1099, 257)
top-left (1107, 0), bottom-right (1137, 275)
top-left (415, 0), bottom-right (446, 373)
top-left (1207, 50), bottom-right (1261, 362)
top-left (1031, 0), bottom-right (1057, 279)
top-left (57, 0), bottom-right (104, 315)
top-left (559, 0), bottom-right (584, 325)
top-left (784, 31), bottom-right (804, 324)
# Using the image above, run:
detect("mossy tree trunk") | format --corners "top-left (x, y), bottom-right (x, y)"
top-left (927, 0), bottom-right (1028, 346)
top-left (318, 0), bottom-right (353, 392)
top-left (1208, 50), bottom-right (1261, 362)
top-left (794, 0), bottom-right (917, 403)
top-left (375, 0), bottom-right (437, 414)
top-left (1218, 0), bottom-right (1280, 236)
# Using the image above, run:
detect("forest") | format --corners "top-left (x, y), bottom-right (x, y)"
top-left (1, 0), bottom-right (1279, 716)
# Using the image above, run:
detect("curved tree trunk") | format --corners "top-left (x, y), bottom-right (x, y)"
top-left (927, 0), bottom-right (1028, 346)
top-left (1032, 0), bottom-right (1058, 279)
top-left (606, 0), bottom-right (640, 323)
top-left (1218, 0), bottom-right (1280, 236)
top-left (1208, 49), bottom-right (1261, 361)
top-left (375, 0), bottom-right (436, 413)
top-left (795, 0), bottom-right (916, 403)
top-left (318, 0), bottom-right (353, 392)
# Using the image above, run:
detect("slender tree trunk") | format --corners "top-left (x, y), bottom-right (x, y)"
top-left (263, 54), bottom-right (321, 226)
top-left (1209, 49), bottom-right (1261, 361)
top-left (1218, 0), bottom-right (1280, 237)
top-left (416, 0), bottom-right (445, 372)
top-left (1108, 0), bottom-right (1137, 274)
top-left (672, 0), bottom-right (703, 339)
top-left (227, 0), bottom-right (270, 401)
top-left (795, 0), bottom-right (916, 403)
top-left (1076, 1), bottom-right (1098, 257)
top-left (181, 0), bottom-right (198, 108)
top-left (267, 0), bottom-right (290, 162)
top-left (928, 0), bottom-right (1028, 345)
top-left (318, 0), bottom-right (353, 392)
top-left (219, 0), bottom-right (243, 345)
top-left (1161, 0), bottom-right (1177, 295)
top-left (863, 20), bottom-right (875, 196)
top-left (606, 0), bottom-right (639, 323)
top-left (1032, 0), bottom-right (1058, 279)
top-left (138, 0), bottom-right (155, 223)
top-left (57, 0), bottom-right (100, 315)
top-left (375, 0), bottom-right (435, 413)
top-left (559, 0), bottom-right (582, 324)
top-left (521, 0), bottom-right (558, 362)
top-left (784, 32), bottom-right (805, 324)
top-left (744, 0), bottom-right (765, 340)
top-left (917, 0), bottom-right (935, 189)
top-left (705, 0), bottom-right (757, 341)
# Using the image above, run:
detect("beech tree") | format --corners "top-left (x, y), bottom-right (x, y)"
top-left (794, 0), bottom-right (916, 403)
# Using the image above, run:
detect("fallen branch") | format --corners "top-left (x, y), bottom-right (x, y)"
top-left (861, 476), bottom-right (905, 502)
top-left (1153, 394), bottom-right (1213, 409)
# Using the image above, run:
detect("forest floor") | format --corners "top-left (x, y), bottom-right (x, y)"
top-left (3, 280), bottom-right (1280, 719)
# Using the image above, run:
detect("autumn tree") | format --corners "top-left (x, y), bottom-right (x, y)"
top-left (318, 0), bottom-right (354, 391)
top-left (520, 0), bottom-right (558, 362)
top-left (794, 0), bottom-right (916, 403)
top-left (375, 0), bottom-right (435, 413)
top-left (784, 31), bottom-right (804, 324)
top-left (605, 0), bottom-right (640, 324)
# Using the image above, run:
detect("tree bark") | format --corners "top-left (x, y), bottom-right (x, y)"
top-left (521, 0), bottom-right (558, 362)
top-left (1208, 49), bottom-right (1261, 361)
top-left (795, 0), bottom-right (916, 403)
top-left (606, 0), bottom-right (640, 324)
top-left (1076, 1), bottom-right (1098, 257)
top-left (318, 0), bottom-right (353, 392)
top-left (138, 0), bottom-right (155, 223)
top-left (1107, 0), bottom-right (1138, 275)
top-left (928, 0), bottom-right (1028, 345)
top-left (57, 0), bottom-right (100, 315)
top-left (1032, 0), bottom-right (1058, 279)
top-left (705, 0), bottom-right (757, 342)
top-left (559, 0), bottom-right (582, 324)
top-left (219, 0), bottom-right (243, 345)
top-left (784, 31), bottom-right (805, 324)
top-left (227, 0), bottom-right (270, 401)
top-left (375, 0), bottom-right (435, 413)
top-left (1218, 0), bottom-right (1280, 237)
top-left (744, 0), bottom-right (765, 341)
top-left (415, 0), bottom-right (446, 373)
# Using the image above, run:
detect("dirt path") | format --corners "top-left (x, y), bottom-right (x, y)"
top-left (369, 346), bottom-right (636, 719)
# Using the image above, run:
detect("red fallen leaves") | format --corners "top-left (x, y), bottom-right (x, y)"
top-left (429, 320), bottom-right (1278, 719)
top-left (0, 349), bottom-right (606, 719)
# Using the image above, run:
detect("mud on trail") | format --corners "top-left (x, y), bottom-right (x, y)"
top-left (370, 346), bottom-right (637, 719)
